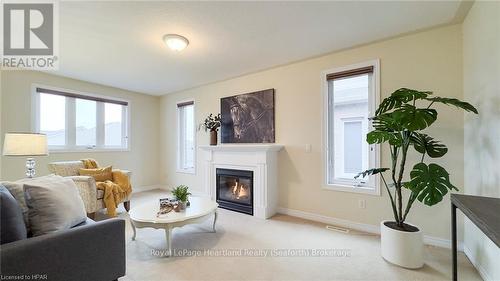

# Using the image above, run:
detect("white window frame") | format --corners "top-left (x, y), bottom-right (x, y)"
top-left (31, 84), bottom-right (130, 153)
top-left (321, 59), bottom-right (381, 195)
top-left (176, 100), bottom-right (196, 174)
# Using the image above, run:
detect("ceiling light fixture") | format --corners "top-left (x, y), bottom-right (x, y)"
top-left (163, 34), bottom-right (189, 51)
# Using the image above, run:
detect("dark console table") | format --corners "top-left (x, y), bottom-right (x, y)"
top-left (451, 194), bottom-right (500, 281)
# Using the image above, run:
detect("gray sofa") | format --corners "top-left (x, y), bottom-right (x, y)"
top-left (0, 185), bottom-right (126, 281)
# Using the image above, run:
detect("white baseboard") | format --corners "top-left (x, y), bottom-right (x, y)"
top-left (133, 184), bottom-right (166, 193)
top-left (133, 185), bottom-right (209, 198)
top-left (463, 245), bottom-right (493, 281)
top-left (190, 190), bottom-right (211, 197)
top-left (423, 236), bottom-right (463, 251)
top-left (277, 207), bottom-right (379, 233)
top-left (276, 207), bottom-right (463, 251)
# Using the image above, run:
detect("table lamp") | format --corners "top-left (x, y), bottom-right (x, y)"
top-left (3, 133), bottom-right (48, 178)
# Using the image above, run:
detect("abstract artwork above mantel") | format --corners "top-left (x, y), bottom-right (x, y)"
top-left (220, 88), bottom-right (275, 143)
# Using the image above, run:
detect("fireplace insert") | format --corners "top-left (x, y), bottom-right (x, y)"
top-left (216, 168), bottom-right (253, 215)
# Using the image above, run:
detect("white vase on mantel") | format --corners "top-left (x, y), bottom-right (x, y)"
top-left (380, 220), bottom-right (424, 269)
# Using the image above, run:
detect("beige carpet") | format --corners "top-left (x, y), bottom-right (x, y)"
top-left (98, 189), bottom-right (481, 281)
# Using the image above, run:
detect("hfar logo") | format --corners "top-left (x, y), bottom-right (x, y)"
top-left (3, 3), bottom-right (54, 56)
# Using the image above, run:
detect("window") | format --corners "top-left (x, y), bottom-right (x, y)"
top-left (34, 86), bottom-right (129, 151)
top-left (75, 98), bottom-right (96, 147)
top-left (177, 101), bottom-right (195, 173)
top-left (39, 93), bottom-right (65, 146)
top-left (324, 60), bottom-right (380, 194)
top-left (105, 103), bottom-right (124, 147)
top-left (342, 119), bottom-right (364, 175)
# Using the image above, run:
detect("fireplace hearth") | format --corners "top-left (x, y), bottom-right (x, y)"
top-left (216, 168), bottom-right (253, 215)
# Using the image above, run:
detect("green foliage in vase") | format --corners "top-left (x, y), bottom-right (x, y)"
top-left (171, 185), bottom-right (192, 202)
top-left (356, 88), bottom-right (478, 229)
top-left (200, 113), bottom-right (221, 132)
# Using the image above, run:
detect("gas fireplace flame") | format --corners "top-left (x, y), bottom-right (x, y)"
top-left (232, 181), bottom-right (248, 199)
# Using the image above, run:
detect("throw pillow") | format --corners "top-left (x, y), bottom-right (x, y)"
top-left (79, 166), bottom-right (113, 182)
top-left (1, 181), bottom-right (29, 228)
top-left (1, 175), bottom-right (59, 232)
top-left (0, 185), bottom-right (27, 244)
top-left (24, 177), bottom-right (86, 236)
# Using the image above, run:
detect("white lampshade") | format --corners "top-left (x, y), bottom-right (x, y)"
top-left (3, 133), bottom-right (48, 156)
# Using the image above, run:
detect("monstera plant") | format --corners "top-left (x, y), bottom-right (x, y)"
top-left (355, 88), bottom-right (477, 268)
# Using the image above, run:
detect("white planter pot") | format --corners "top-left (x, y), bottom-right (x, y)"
top-left (380, 221), bottom-right (424, 269)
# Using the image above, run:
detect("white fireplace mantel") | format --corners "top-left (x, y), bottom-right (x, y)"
top-left (199, 144), bottom-right (284, 219)
top-left (198, 144), bottom-right (283, 152)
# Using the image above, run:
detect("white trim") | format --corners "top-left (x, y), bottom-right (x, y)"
top-left (31, 83), bottom-right (131, 151)
top-left (48, 148), bottom-right (130, 153)
top-left (190, 189), bottom-right (211, 198)
top-left (31, 89), bottom-right (40, 132)
top-left (176, 99), bottom-right (196, 174)
top-left (67, 96), bottom-right (75, 146)
top-left (199, 144), bottom-right (284, 152)
top-left (463, 245), bottom-right (494, 281)
top-left (132, 184), bottom-right (166, 194)
top-left (176, 168), bottom-right (196, 175)
top-left (96, 102), bottom-right (105, 147)
top-left (122, 105), bottom-right (129, 148)
top-left (321, 184), bottom-right (381, 195)
top-left (276, 207), bottom-right (464, 251)
top-left (277, 207), bottom-right (378, 233)
top-left (423, 235), bottom-right (461, 250)
top-left (135, 185), bottom-right (209, 198)
top-left (321, 59), bottom-right (381, 196)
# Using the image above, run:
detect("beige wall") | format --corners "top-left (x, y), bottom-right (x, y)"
top-left (0, 70), bottom-right (2, 179)
top-left (463, 1), bottom-right (500, 280)
top-left (0, 71), bottom-right (161, 187)
top-left (160, 24), bottom-right (465, 240)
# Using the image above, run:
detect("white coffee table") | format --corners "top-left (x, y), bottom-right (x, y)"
top-left (129, 196), bottom-right (218, 256)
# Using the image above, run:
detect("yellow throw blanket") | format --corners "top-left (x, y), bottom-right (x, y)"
top-left (81, 159), bottom-right (132, 217)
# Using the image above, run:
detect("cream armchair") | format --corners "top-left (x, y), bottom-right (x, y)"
top-left (48, 161), bottom-right (131, 219)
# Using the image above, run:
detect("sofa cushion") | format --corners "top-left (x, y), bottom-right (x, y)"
top-left (0, 185), bottom-right (28, 244)
top-left (1, 175), bottom-right (62, 234)
top-left (79, 166), bottom-right (113, 182)
top-left (24, 176), bottom-right (87, 236)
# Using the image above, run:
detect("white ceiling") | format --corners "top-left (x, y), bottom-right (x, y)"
top-left (49, 1), bottom-right (464, 95)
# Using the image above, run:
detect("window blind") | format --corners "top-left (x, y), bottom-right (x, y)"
top-left (36, 87), bottom-right (128, 106)
top-left (326, 66), bottom-right (374, 81)
top-left (177, 101), bottom-right (194, 107)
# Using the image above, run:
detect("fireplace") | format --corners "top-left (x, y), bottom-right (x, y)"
top-left (200, 144), bottom-right (283, 219)
top-left (216, 168), bottom-right (253, 215)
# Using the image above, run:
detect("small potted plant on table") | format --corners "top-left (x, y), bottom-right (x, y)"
top-left (200, 113), bottom-right (221, 145)
top-left (171, 185), bottom-right (192, 211)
